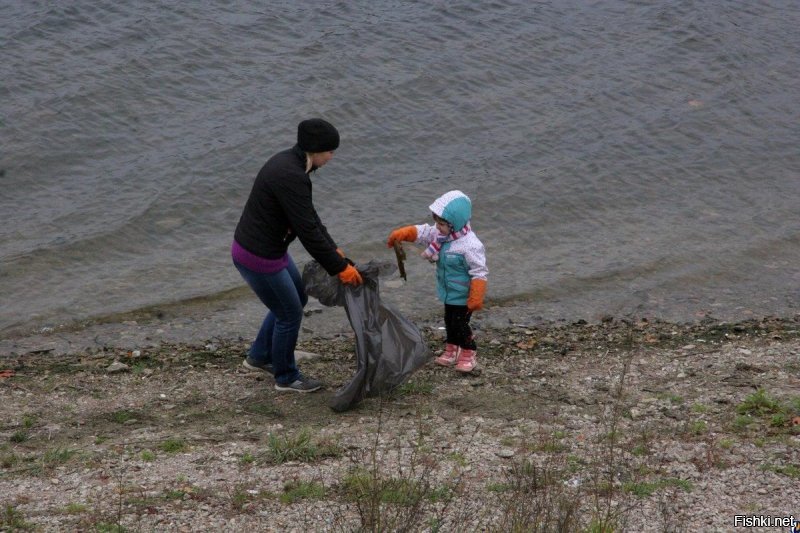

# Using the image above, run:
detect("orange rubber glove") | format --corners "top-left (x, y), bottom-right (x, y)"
top-left (467, 278), bottom-right (487, 311)
top-left (338, 264), bottom-right (363, 285)
top-left (387, 226), bottom-right (417, 248)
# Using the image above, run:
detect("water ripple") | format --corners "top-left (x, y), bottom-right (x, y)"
top-left (2, 0), bottom-right (799, 333)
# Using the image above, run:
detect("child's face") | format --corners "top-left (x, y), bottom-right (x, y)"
top-left (432, 214), bottom-right (451, 234)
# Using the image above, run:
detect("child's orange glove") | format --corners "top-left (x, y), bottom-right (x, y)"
top-left (467, 279), bottom-right (487, 311)
top-left (387, 226), bottom-right (417, 247)
top-left (338, 264), bottom-right (363, 285)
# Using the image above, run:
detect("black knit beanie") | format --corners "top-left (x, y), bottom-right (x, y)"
top-left (297, 118), bottom-right (340, 152)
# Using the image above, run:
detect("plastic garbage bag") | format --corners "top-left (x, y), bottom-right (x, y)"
top-left (302, 260), bottom-right (430, 412)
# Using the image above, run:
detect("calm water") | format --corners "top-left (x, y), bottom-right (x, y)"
top-left (2, 0), bottom-right (799, 336)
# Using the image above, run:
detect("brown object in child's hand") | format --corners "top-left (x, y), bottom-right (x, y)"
top-left (393, 241), bottom-right (407, 281)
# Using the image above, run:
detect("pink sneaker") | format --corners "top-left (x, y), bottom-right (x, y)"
top-left (454, 348), bottom-right (477, 373)
top-left (435, 343), bottom-right (459, 366)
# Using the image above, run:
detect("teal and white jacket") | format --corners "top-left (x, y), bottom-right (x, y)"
top-left (412, 190), bottom-right (488, 306)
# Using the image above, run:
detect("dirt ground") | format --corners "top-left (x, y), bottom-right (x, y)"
top-left (1, 314), bottom-right (799, 531)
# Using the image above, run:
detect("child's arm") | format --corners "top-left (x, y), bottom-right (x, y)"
top-left (464, 242), bottom-right (488, 311)
top-left (467, 279), bottom-right (487, 311)
top-left (387, 224), bottom-right (438, 247)
top-left (413, 224), bottom-right (440, 245)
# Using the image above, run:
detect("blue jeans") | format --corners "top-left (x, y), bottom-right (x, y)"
top-left (234, 256), bottom-right (307, 385)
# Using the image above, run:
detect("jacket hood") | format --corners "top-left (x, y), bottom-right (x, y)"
top-left (429, 190), bottom-right (472, 232)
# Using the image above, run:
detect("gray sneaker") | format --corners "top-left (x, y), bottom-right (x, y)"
top-left (274, 375), bottom-right (323, 393)
top-left (242, 358), bottom-right (274, 375)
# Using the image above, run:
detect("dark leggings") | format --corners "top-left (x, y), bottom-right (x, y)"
top-left (444, 304), bottom-right (476, 350)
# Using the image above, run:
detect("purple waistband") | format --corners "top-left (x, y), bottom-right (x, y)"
top-left (231, 240), bottom-right (289, 273)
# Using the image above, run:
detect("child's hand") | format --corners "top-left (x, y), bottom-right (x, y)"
top-left (387, 226), bottom-right (417, 247)
top-left (467, 279), bottom-right (487, 311)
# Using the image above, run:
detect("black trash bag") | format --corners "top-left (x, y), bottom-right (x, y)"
top-left (302, 260), bottom-right (430, 412)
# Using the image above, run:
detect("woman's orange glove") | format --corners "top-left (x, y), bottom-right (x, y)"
top-left (387, 226), bottom-right (417, 248)
top-left (338, 264), bottom-right (363, 285)
top-left (467, 279), bottom-right (487, 311)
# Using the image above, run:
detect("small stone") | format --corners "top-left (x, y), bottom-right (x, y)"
top-left (496, 449), bottom-right (515, 458)
top-left (107, 361), bottom-right (129, 373)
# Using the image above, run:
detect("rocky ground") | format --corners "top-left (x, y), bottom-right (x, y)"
top-left (1, 311), bottom-right (799, 532)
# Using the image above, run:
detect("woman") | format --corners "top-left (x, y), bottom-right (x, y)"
top-left (232, 118), bottom-right (362, 393)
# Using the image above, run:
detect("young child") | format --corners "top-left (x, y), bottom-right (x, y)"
top-left (387, 190), bottom-right (488, 372)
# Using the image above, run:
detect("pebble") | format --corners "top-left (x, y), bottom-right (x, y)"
top-left (107, 361), bottom-right (129, 373)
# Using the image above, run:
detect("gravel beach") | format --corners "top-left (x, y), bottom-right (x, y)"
top-left (1, 303), bottom-right (799, 532)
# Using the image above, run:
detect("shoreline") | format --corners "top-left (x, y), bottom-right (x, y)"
top-left (2, 289), bottom-right (799, 358)
top-left (4, 250), bottom-right (798, 353)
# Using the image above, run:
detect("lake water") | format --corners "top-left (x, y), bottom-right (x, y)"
top-left (2, 0), bottom-right (799, 336)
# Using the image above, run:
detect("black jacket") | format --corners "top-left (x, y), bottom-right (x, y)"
top-left (234, 145), bottom-right (348, 275)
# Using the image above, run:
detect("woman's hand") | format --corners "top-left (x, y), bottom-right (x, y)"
top-left (338, 264), bottom-right (363, 285)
